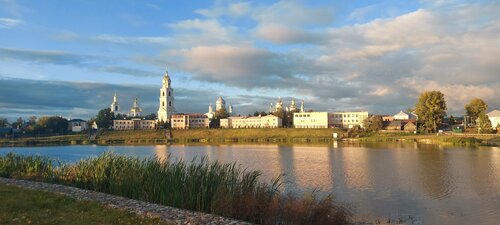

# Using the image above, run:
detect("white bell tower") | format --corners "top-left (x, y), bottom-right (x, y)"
top-left (157, 66), bottom-right (176, 122)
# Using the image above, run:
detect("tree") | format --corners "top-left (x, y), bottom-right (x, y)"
top-left (95, 108), bottom-right (114, 129)
top-left (33, 116), bottom-right (68, 134)
top-left (11, 117), bottom-right (24, 128)
top-left (114, 113), bottom-right (127, 120)
top-left (215, 108), bottom-right (229, 119)
top-left (477, 112), bottom-right (492, 134)
top-left (414, 91), bottom-right (447, 133)
top-left (465, 98), bottom-right (488, 124)
top-left (0, 118), bottom-right (9, 128)
top-left (144, 113), bottom-right (157, 120)
top-left (363, 116), bottom-right (383, 133)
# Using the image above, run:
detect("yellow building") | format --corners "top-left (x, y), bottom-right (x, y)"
top-left (221, 115), bottom-right (282, 128)
top-left (328, 111), bottom-right (368, 128)
top-left (293, 112), bottom-right (328, 128)
top-left (171, 114), bottom-right (210, 129)
top-left (113, 119), bottom-right (156, 130)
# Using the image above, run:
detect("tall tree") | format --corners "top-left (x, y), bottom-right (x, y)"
top-left (465, 98), bottom-right (488, 123)
top-left (0, 118), bottom-right (9, 128)
top-left (215, 108), bottom-right (229, 119)
top-left (414, 91), bottom-right (447, 133)
top-left (363, 116), bottom-right (383, 133)
top-left (477, 112), bottom-right (492, 134)
top-left (95, 108), bottom-right (114, 129)
top-left (33, 116), bottom-right (68, 134)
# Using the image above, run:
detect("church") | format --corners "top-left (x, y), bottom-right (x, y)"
top-left (157, 67), bottom-right (176, 122)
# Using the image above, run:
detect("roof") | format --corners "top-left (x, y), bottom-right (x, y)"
top-left (69, 119), bottom-right (86, 122)
top-left (385, 120), bottom-right (402, 127)
top-left (487, 109), bottom-right (500, 118)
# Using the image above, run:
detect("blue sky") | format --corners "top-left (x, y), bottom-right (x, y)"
top-left (0, 0), bottom-right (499, 120)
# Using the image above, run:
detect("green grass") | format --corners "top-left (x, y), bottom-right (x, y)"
top-left (0, 183), bottom-right (168, 225)
top-left (0, 152), bottom-right (352, 225)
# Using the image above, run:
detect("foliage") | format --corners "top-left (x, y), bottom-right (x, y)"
top-left (33, 116), bottom-right (69, 135)
top-left (414, 91), bottom-right (447, 133)
top-left (477, 112), bottom-right (493, 134)
top-left (95, 108), bottom-right (114, 129)
top-left (465, 98), bottom-right (488, 123)
top-left (253, 111), bottom-right (268, 116)
top-left (363, 116), bottom-right (383, 133)
top-left (215, 108), bottom-right (229, 119)
top-left (11, 117), bottom-right (24, 129)
top-left (0, 118), bottom-right (9, 128)
top-left (0, 184), bottom-right (167, 225)
top-left (0, 152), bottom-right (352, 225)
top-left (114, 113), bottom-right (127, 120)
top-left (144, 113), bottom-right (157, 120)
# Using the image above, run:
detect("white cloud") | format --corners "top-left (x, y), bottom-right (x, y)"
top-left (252, 1), bottom-right (333, 26)
top-left (0, 18), bottom-right (23, 29)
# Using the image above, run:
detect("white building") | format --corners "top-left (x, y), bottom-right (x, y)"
top-left (328, 111), bottom-right (369, 128)
top-left (393, 110), bottom-right (417, 120)
top-left (157, 67), bottom-right (176, 123)
top-left (215, 96), bottom-right (226, 111)
top-left (113, 119), bottom-right (156, 130)
top-left (294, 112), bottom-right (328, 128)
top-left (129, 98), bottom-right (142, 117)
top-left (220, 115), bottom-right (282, 128)
top-left (171, 114), bottom-right (210, 129)
top-left (68, 119), bottom-right (88, 132)
top-left (110, 92), bottom-right (120, 113)
top-left (487, 109), bottom-right (500, 129)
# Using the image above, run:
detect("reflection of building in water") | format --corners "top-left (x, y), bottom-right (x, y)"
top-left (341, 148), bottom-right (372, 189)
top-left (277, 145), bottom-right (296, 193)
top-left (154, 145), bottom-right (169, 162)
top-left (290, 146), bottom-right (332, 191)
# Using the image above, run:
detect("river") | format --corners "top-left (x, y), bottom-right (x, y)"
top-left (1, 142), bottom-right (499, 225)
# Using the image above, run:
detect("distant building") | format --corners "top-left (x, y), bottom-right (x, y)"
top-left (384, 120), bottom-right (403, 130)
top-left (110, 92), bottom-right (120, 113)
top-left (68, 119), bottom-right (88, 132)
top-left (393, 110), bottom-right (417, 121)
top-left (171, 114), bottom-right (210, 129)
top-left (157, 67), bottom-right (176, 123)
top-left (216, 96), bottom-right (226, 111)
top-left (113, 119), bottom-right (155, 130)
top-left (206, 96), bottom-right (234, 118)
top-left (404, 121), bottom-right (417, 132)
top-left (220, 115), bottom-right (282, 128)
top-left (487, 109), bottom-right (500, 129)
top-left (381, 115), bottom-right (394, 122)
top-left (328, 111), bottom-right (369, 128)
top-left (129, 98), bottom-right (142, 117)
top-left (294, 112), bottom-right (328, 128)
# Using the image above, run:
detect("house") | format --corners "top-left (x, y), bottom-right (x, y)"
top-left (0, 128), bottom-right (13, 138)
top-left (221, 115), bottom-right (282, 128)
top-left (393, 110), bottom-right (417, 121)
top-left (113, 119), bottom-right (156, 130)
top-left (384, 120), bottom-right (403, 130)
top-left (328, 111), bottom-right (369, 128)
top-left (171, 114), bottom-right (210, 129)
top-left (68, 119), bottom-right (88, 132)
top-left (403, 121), bottom-right (417, 132)
top-left (294, 112), bottom-right (328, 128)
top-left (487, 109), bottom-right (500, 129)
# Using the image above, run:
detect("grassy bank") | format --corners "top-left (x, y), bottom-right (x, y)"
top-left (0, 183), bottom-right (167, 225)
top-left (0, 152), bottom-right (352, 225)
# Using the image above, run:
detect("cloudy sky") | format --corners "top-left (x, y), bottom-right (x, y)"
top-left (0, 0), bottom-right (499, 121)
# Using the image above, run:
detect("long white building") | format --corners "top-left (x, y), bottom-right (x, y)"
top-left (220, 115), bottom-right (282, 128)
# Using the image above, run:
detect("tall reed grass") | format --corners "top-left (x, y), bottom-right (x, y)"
top-left (0, 152), bottom-right (352, 225)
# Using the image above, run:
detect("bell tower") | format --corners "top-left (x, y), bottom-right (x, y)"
top-left (157, 66), bottom-right (176, 122)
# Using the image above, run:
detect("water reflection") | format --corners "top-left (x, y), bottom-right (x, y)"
top-left (2, 143), bottom-right (500, 225)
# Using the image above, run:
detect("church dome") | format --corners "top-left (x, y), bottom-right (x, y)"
top-left (216, 96), bottom-right (225, 104)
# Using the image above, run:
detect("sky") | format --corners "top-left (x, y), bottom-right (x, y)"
top-left (0, 0), bottom-right (499, 121)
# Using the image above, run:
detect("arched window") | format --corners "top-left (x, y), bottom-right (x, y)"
top-left (169, 101), bottom-right (171, 107)
top-left (168, 91), bottom-right (171, 96)
top-left (163, 92), bottom-right (165, 96)
top-left (162, 102), bottom-right (165, 107)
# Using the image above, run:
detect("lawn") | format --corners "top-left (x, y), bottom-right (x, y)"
top-left (0, 183), bottom-right (168, 225)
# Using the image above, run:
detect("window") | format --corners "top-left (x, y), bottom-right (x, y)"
top-left (168, 91), bottom-right (171, 96)
top-left (163, 92), bottom-right (165, 96)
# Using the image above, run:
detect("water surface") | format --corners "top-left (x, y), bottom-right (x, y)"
top-left (1, 143), bottom-right (499, 225)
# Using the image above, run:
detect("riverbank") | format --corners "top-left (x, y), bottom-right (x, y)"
top-left (0, 181), bottom-right (169, 225)
top-left (1, 128), bottom-right (498, 147)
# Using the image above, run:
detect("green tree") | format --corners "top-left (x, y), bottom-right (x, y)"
top-left (0, 118), bottom-right (9, 128)
top-left (11, 117), bottom-right (24, 129)
top-left (114, 113), bottom-right (127, 120)
top-left (33, 116), bottom-right (68, 134)
top-left (95, 108), bottom-right (114, 129)
top-left (477, 112), bottom-right (492, 134)
top-left (465, 98), bottom-right (488, 124)
top-left (144, 113), bottom-right (156, 120)
top-left (215, 108), bottom-right (229, 119)
top-left (414, 91), bottom-right (447, 133)
top-left (363, 116), bottom-right (383, 133)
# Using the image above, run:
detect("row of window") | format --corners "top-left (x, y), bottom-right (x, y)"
top-left (331, 114), bottom-right (361, 118)
top-left (295, 114), bottom-right (311, 117)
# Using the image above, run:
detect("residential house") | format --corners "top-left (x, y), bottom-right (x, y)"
top-left (171, 114), bottom-right (210, 129)
top-left (113, 119), bottom-right (156, 130)
top-left (68, 119), bottom-right (88, 132)
top-left (221, 115), bottom-right (282, 128)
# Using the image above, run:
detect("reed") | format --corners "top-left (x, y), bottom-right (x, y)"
top-left (0, 152), bottom-right (352, 225)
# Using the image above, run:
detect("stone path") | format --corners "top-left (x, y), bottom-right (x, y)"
top-left (0, 177), bottom-right (253, 225)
